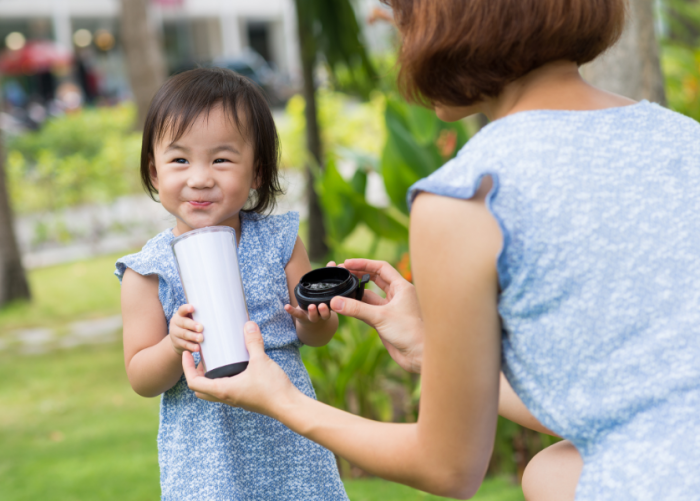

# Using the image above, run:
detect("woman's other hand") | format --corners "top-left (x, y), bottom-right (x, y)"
top-left (328, 259), bottom-right (424, 373)
top-left (183, 321), bottom-right (298, 417)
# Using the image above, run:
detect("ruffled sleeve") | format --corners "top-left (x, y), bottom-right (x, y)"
top-left (113, 230), bottom-right (180, 322)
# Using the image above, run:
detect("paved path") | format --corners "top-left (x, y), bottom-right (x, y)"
top-left (3, 315), bottom-right (124, 355)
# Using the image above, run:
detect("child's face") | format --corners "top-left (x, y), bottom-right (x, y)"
top-left (151, 105), bottom-right (257, 235)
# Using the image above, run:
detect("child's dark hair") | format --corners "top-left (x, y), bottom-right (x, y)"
top-left (140, 67), bottom-right (283, 214)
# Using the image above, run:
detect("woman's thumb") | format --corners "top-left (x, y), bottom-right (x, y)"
top-left (243, 321), bottom-right (265, 356)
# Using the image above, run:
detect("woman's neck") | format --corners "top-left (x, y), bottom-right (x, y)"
top-left (480, 61), bottom-right (637, 122)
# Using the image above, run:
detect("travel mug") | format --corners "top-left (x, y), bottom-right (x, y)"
top-left (170, 226), bottom-right (250, 378)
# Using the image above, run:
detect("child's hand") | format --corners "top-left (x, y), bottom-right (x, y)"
top-left (284, 303), bottom-right (333, 325)
top-left (169, 304), bottom-right (204, 356)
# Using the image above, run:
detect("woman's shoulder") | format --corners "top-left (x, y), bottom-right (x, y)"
top-left (114, 229), bottom-right (175, 282)
top-left (411, 101), bottom-right (699, 205)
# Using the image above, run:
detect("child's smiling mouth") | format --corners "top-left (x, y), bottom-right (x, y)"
top-left (189, 201), bottom-right (213, 208)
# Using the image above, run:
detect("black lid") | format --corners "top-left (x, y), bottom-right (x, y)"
top-left (294, 267), bottom-right (370, 311)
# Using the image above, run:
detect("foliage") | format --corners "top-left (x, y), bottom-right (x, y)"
top-left (6, 105), bottom-right (142, 214)
top-left (380, 94), bottom-right (469, 214)
top-left (278, 90), bottom-right (386, 170)
top-left (294, 0), bottom-right (377, 98)
top-left (661, 0), bottom-right (700, 122)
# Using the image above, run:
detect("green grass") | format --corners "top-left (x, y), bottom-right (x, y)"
top-left (345, 477), bottom-right (523, 501)
top-left (0, 251), bottom-right (127, 331)
top-left (0, 339), bottom-right (524, 501)
top-left (0, 342), bottom-right (161, 500)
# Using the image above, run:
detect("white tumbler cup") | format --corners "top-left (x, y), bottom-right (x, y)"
top-left (170, 226), bottom-right (250, 378)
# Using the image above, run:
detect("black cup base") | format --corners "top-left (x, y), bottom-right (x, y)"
top-left (205, 361), bottom-right (249, 379)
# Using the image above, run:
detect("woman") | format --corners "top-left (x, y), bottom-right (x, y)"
top-left (183, 0), bottom-right (700, 499)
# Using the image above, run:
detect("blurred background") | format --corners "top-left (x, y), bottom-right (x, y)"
top-left (0, 0), bottom-right (698, 499)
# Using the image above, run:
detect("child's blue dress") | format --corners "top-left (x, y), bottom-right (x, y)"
top-left (115, 211), bottom-right (348, 501)
top-left (410, 102), bottom-right (700, 501)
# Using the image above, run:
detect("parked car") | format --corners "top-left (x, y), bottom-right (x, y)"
top-left (211, 48), bottom-right (294, 107)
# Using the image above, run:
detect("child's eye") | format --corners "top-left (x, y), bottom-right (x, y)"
top-left (173, 158), bottom-right (188, 164)
top-left (213, 158), bottom-right (231, 164)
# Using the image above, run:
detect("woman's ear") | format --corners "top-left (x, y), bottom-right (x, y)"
top-left (150, 161), bottom-right (159, 191)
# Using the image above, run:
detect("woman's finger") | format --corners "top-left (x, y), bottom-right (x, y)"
top-left (183, 352), bottom-right (218, 396)
top-left (344, 259), bottom-right (404, 289)
top-left (361, 289), bottom-right (388, 306)
top-left (194, 391), bottom-right (221, 403)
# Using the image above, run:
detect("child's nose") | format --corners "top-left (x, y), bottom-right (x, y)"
top-left (187, 166), bottom-right (215, 189)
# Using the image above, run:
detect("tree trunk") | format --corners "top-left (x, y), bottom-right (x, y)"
top-left (295, 0), bottom-right (328, 261)
top-left (0, 118), bottom-right (31, 307)
top-left (581, 0), bottom-right (666, 105)
top-left (120, 0), bottom-right (167, 130)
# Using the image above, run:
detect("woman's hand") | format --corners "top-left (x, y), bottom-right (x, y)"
top-left (169, 304), bottom-right (203, 355)
top-left (328, 259), bottom-right (424, 373)
top-left (183, 321), bottom-right (299, 418)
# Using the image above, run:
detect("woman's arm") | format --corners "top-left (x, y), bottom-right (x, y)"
top-left (284, 236), bottom-right (339, 347)
top-left (184, 189), bottom-right (504, 499)
top-left (122, 269), bottom-right (186, 397)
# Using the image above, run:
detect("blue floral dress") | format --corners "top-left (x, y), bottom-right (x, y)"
top-left (410, 101), bottom-right (700, 501)
top-left (115, 211), bottom-right (348, 501)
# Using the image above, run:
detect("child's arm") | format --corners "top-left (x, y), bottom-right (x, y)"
top-left (284, 236), bottom-right (339, 347)
top-left (122, 269), bottom-right (203, 397)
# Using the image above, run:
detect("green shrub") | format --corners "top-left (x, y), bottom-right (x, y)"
top-left (6, 105), bottom-right (143, 214)
top-left (278, 89), bottom-right (386, 170)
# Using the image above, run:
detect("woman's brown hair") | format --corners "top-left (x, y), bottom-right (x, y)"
top-left (140, 67), bottom-right (283, 214)
top-left (385, 0), bottom-right (628, 106)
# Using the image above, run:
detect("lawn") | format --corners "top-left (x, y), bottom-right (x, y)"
top-left (0, 254), bottom-right (524, 501)
top-left (0, 251), bottom-right (125, 331)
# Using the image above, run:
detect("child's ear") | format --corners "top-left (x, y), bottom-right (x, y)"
top-left (149, 161), bottom-right (159, 191)
top-left (252, 168), bottom-right (261, 190)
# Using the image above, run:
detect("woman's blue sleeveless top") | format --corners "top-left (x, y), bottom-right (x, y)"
top-left (115, 211), bottom-right (348, 501)
top-left (410, 102), bottom-right (700, 501)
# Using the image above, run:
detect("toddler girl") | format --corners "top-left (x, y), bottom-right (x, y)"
top-left (115, 67), bottom-right (348, 500)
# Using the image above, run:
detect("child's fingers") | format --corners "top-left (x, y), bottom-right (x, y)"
top-left (326, 261), bottom-right (337, 267)
top-left (171, 336), bottom-right (200, 354)
top-left (307, 304), bottom-right (320, 322)
top-left (173, 314), bottom-right (202, 334)
top-left (284, 304), bottom-right (308, 321)
top-left (173, 325), bottom-right (204, 344)
top-left (317, 303), bottom-right (331, 320)
top-left (177, 304), bottom-right (195, 317)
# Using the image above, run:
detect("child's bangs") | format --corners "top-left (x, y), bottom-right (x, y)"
top-left (152, 95), bottom-right (248, 147)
